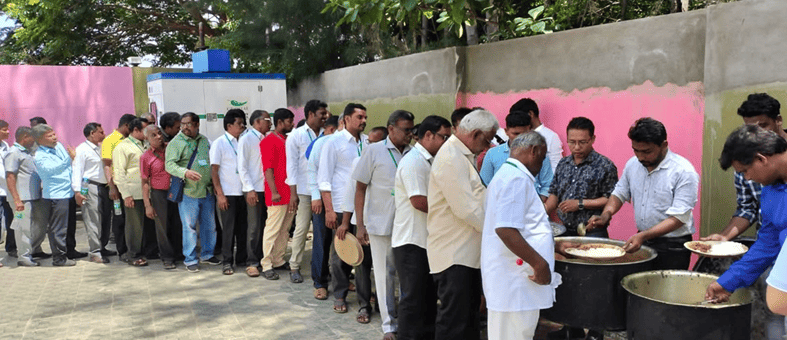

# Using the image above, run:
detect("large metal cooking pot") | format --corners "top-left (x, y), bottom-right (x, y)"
top-left (622, 270), bottom-right (753, 340)
top-left (543, 237), bottom-right (657, 331)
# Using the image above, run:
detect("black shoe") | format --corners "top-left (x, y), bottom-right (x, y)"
top-left (66, 251), bottom-right (88, 259)
top-left (200, 257), bottom-right (221, 265)
top-left (101, 250), bottom-right (117, 257)
top-left (7, 250), bottom-right (17, 258)
top-left (547, 326), bottom-right (586, 340)
top-left (32, 252), bottom-right (52, 259)
top-left (262, 269), bottom-right (279, 280)
top-left (273, 263), bottom-right (291, 271)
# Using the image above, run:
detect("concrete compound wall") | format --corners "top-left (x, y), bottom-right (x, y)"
top-left (0, 65), bottom-right (136, 148)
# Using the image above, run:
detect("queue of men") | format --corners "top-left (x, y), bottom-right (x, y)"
top-left (8, 92), bottom-right (787, 340)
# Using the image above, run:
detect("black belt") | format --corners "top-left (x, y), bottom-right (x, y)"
top-left (87, 179), bottom-right (107, 186)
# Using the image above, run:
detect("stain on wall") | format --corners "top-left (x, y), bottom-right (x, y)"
top-left (0, 65), bottom-right (136, 148)
top-left (459, 81), bottom-right (705, 241)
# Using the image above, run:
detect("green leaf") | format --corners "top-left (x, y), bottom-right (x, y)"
top-left (528, 5), bottom-right (544, 20)
top-left (403, 0), bottom-right (418, 11)
top-left (531, 21), bottom-right (546, 33)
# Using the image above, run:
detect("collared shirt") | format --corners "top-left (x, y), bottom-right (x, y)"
top-left (427, 135), bottom-right (487, 273)
top-left (5, 143), bottom-right (41, 204)
top-left (480, 142), bottom-right (554, 196)
top-left (35, 142), bottom-right (73, 199)
top-left (318, 129), bottom-right (369, 213)
top-left (352, 137), bottom-right (411, 236)
top-left (611, 150), bottom-right (699, 238)
top-left (140, 147), bottom-right (170, 191)
top-left (209, 131), bottom-right (242, 196)
top-left (260, 132), bottom-right (289, 207)
top-left (286, 124), bottom-right (323, 196)
top-left (71, 140), bottom-right (106, 193)
top-left (733, 171), bottom-right (762, 227)
top-left (165, 132), bottom-right (212, 198)
top-left (0, 140), bottom-right (9, 196)
top-left (238, 128), bottom-right (266, 193)
top-left (340, 158), bottom-right (362, 225)
top-left (101, 130), bottom-right (125, 160)
top-left (720, 182), bottom-right (787, 293)
top-left (535, 124), bottom-right (564, 172)
top-left (482, 158), bottom-right (557, 312)
top-left (548, 150), bottom-right (619, 231)
top-left (392, 143), bottom-right (432, 249)
top-left (308, 134), bottom-right (333, 201)
top-left (112, 136), bottom-right (145, 200)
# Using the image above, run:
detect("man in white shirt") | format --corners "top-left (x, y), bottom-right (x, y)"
top-left (306, 115), bottom-right (340, 299)
top-left (351, 110), bottom-right (414, 337)
top-left (482, 131), bottom-right (558, 340)
top-left (589, 118), bottom-right (699, 270)
top-left (318, 103), bottom-right (368, 313)
top-left (210, 109), bottom-right (248, 275)
top-left (427, 109), bottom-right (499, 340)
top-left (510, 98), bottom-right (564, 172)
top-left (0, 120), bottom-right (14, 256)
top-left (237, 110), bottom-right (271, 277)
top-left (285, 99), bottom-right (328, 283)
top-left (392, 115), bottom-right (452, 340)
top-left (72, 123), bottom-right (108, 263)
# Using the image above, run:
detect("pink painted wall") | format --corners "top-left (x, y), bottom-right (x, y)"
top-left (0, 65), bottom-right (136, 148)
top-left (459, 81), bottom-right (705, 243)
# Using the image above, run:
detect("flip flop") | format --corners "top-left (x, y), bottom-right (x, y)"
top-left (333, 299), bottom-right (348, 314)
top-left (314, 288), bottom-right (328, 300)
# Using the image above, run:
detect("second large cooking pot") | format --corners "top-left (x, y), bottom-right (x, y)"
top-left (543, 237), bottom-right (658, 331)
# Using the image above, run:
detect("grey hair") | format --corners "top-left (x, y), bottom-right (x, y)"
top-left (387, 110), bottom-right (415, 127)
top-left (15, 126), bottom-right (33, 141)
top-left (458, 109), bottom-right (499, 133)
top-left (144, 124), bottom-right (162, 139)
top-left (510, 131), bottom-right (546, 152)
top-left (32, 124), bottom-right (53, 140)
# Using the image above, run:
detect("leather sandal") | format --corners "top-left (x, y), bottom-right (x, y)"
top-left (131, 258), bottom-right (148, 267)
top-left (356, 308), bottom-right (371, 324)
top-left (314, 288), bottom-right (328, 300)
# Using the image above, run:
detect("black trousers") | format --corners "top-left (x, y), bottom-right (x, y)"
top-left (150, 189), bottom-right (181, 263)
top-left (111, 195), bottom-right (127, 257)
top-left (311, 210), bottom-right (332, 289)
top-left (142, 215), bottom-right (158, 258)
top-left (645, 234), bottom-right (693, 270)
top-left (329, 217), bottom-right (372, 311)
top-left (97, 184), bottom-right (113, 255)
top-left (1, 197), bottom-right (16, 252)
top-left (393, 244), bottom-right (437, 340)
top-left (219, 195), bottom-right (248, 266)
top-left (66, 197), bottom-right (77, 252)
top-left (433, 264), bottom-right (482, 340)
top-left (245, 192), bottom-right (266, 266)
top-left (43, 199), bottom-right (70, 262)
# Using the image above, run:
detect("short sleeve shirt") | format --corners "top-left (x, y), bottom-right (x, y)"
top-left (101, 130), bottom-right (124, 160)
top-left (392, 143), bottom-right (432, 249)
top-left (481, 158), bottom-right (556, 312)
top-left (611, 150), bottom-right (698, 237)
top-left (260, 132), bottom-right (289, 206)
top-left (140, 148), bottom-right (170, 191)
top-left (767, 232), bottom-right (787, 293)
top-left (4, 143), bottom-right (41, 204)
top-left (209, 132), bottom-right (242, 196)
top-left (548, 150), bottom-right (618, 231)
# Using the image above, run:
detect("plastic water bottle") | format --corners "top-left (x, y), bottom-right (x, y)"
top-left (80, 178), bottom-right (89, 196)
top-left (113, 199), bottom-right (122, 215)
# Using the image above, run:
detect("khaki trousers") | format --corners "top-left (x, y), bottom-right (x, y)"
top-left (260, 204), bottom-right (294, 271)
top-left (288, 195), bottom-right (312, 270)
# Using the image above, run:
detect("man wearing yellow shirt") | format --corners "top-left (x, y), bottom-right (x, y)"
top-left (101, 114), bottom-right (135, 260)
top-left (112, 118), bottom-right (148, 266)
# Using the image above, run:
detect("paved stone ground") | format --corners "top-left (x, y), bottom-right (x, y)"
top-left (0, 221), bottom-right (384, 340)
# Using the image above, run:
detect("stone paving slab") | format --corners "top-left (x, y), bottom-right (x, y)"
top-left (0, 221), bottom-right (384, 340)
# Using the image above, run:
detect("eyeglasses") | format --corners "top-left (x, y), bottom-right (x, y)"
top-left (435, 133), bottom-right (449, 141)
top-left (567, 140), bottom-right (591, 146)
top-left (392, 126), bottom-right (414, 135)
top-left (182, 121), bottom-right (199, 128)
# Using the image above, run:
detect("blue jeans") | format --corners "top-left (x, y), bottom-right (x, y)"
top-left (311, 211), bottom-right (332, 289)
top-left (178, 194), bottom-right (217, 266)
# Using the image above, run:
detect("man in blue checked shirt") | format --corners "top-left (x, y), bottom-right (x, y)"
top-left (480, 111), bottom-right (553, 201)
top-left (32, 124), bottom-right (76, 266)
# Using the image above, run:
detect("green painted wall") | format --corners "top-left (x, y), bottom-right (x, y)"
top-left (701, 83), bottom-right (787, 236)
top-left (327, 94), bottom-right (457, 131)
top-left (131, 67), bottom-right (191, 116)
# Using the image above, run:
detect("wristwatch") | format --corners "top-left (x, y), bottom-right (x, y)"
top-left (578, 198), bottom-right (585, 210)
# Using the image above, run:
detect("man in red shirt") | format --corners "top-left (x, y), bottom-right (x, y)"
top-left (259, 108), bottom-right (296, 280)
top-left (140, 125), bottom-right (179, 270)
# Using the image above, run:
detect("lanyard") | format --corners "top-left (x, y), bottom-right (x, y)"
top-left (504, 161), bottom-right (522, 172)
top-left (224, 134), bottom-right (238, 156)
top-left (14, 142), bottom-right (26, 152)
top-left (308, 129), bottom-right (315, 142)
top-left (129, 138), bottom-right (144, 152)
top-left (384, 140), bottom-right (399, 168)
top-left (252, 129), bottom-right (263, 141)
top-left (357, 139), bottom-right (363, 156)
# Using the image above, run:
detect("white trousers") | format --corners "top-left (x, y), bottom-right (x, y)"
top-left (487, 309), bottom-right (539, 340)
top-left (368, 234), bottom-right (398, 333)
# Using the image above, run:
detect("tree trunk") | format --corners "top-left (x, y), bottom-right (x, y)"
top-left (421, 15), bottom-right (428, 48)
top-left (485, 9), bottom-right (499, 42)
top-left (465, 23), bottom-right (479, 45)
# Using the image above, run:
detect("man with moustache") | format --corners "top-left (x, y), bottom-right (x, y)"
top-left (6, 127), bottom-right (45, 267)
top-left (113, 118), bottom-right (149, 267)
top-left (102, 114), bottom-right (137, 261)
top-left (238, 110), bottom-right (271, 277)
top-left (72, 122), bottom-right (109, 263)
top-left (141, 125), bottom-right (179, 270)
